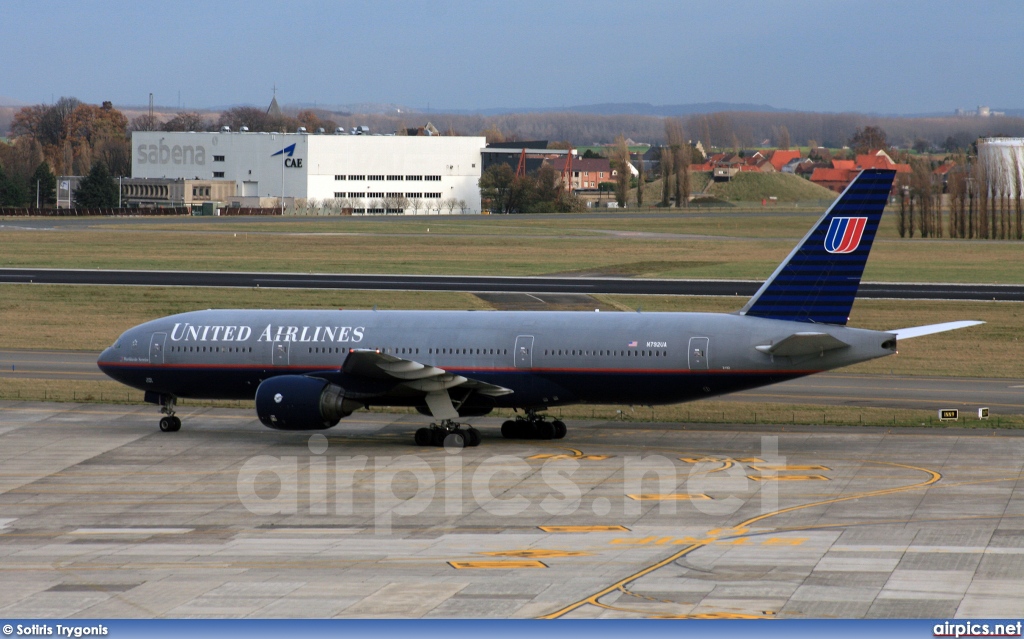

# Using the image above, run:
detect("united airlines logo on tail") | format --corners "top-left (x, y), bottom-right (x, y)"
top-left (824, 217), bottom-right (868, 254)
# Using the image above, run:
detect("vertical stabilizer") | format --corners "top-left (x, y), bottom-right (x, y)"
top-left (740, 169), bottom-right (896, 325)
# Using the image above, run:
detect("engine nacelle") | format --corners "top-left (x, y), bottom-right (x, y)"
top-left (255, 375), bottom-right (360, 431)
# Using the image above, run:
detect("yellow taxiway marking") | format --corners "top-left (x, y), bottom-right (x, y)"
top-left (538, 460), bottom-right (941, 619)
top-left (626, 493), bottom-right (710, 501)
top-left (748, 474), bottom-right (830, 481)
top-left (749, 464), bottom-right (830, 471)
top-left (478, 549), bottom-right (592, 559)
top-left (449, 560), bottom-right (548, 569)
top-left (539, 525), bottom-right (629, 533)
top-left (680, 457), bottom-right (764, 464)
top-left (528, 453), bottom-right (613, 461)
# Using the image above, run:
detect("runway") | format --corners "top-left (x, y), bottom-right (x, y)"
top-left (0, 400), bottom-right (1022, 618)
top-left (2, 268), bottom-right (1023, 301)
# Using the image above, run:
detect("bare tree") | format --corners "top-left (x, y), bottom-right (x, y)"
top-left (349, 197), bottom-right (364, 213)
top-left (458, 199), bottom-right (469, 214)
top-left (635, 157), bottom-right (644, 208)
top-left (130, 114), bottom-right (161, 131)
top-left (1013, 152), bottom-right (1023, 240)
top-left (612, 136), bottom-right (631, 208)
top-left (394, 194), bottom-right (410, 214)
top-left (444, 197), bottom-right (458, 214)
top-left (665, 119), bottom-right (690, 208)
top-left (429, 200), bottom-right (442, 215)
top-left (775, 125), bottom-right (791, 150)
top-left (162, 112), bottom-right (209, 132)
top-left (659, 146), bottom-right (673, 207)
top-left (409, 197), bottom-right (423, 215)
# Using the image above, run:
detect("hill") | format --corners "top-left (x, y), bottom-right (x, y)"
top-left (634, 172), bottom-right (836, 205)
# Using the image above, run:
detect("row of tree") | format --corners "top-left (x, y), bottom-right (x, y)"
top-left (894, 154), bottom-right (1024, 240)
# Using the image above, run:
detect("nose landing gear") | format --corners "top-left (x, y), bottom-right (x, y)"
top-left (150, 394), bottom-right (181, 432)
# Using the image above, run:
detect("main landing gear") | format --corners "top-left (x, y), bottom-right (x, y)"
top-left (501, 411), bottom-right (567, 440)
top-left (414, 420), bottom-right (481, 448)
top-left (157, 395), bottom-right (181, 433)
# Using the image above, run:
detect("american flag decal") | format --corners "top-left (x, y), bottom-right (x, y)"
top-left (627, 341), bottom-right (637, 348)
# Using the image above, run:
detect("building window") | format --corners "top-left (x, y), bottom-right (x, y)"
top-left (348, 175), bottom-right (365, 180)
top-left (213, 155), bottom-right (225, 162)
top-left (405, 175), bottom-right (422, 181)
top-left (213, 172), bottom-right (225, 178)
top-left (386, 192), bottom-right (403, 198)
top-left (387, 175), bottom-right (402, 181)
top-left (406, 192), bottom-right (423, 198)
top-left (425, 175), bottom-right (441, 181)
top-left (425, 192), bottom-right (441, 198)
top-left (368, 192), bottom-right (384, 198)
top-left (334, 175), bottom-right (345, 180)
top-left (348, 192), bottom-right (363, 198)
top-left (334, 192), bottom-right (344, 198)
top-left (368, 175), bottom-right (384, 181)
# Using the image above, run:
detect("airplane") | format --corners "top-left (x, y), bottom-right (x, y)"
top-left (97, 169), bottom-right (982, 447)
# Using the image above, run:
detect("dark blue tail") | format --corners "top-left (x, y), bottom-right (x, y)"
top-left (740, 168), bottom-right (896, 325)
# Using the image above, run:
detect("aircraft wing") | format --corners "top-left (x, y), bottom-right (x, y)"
top-left (888, 320), bottom-right (985, 340)
top-left (756, 332), bottom-right (850, 357)
top-left (342, 349), bottom-right (513, 397)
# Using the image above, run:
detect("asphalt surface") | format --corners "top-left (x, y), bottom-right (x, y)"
top-left (1, 400), bottom-right (1022, 618)
top-left (2, 268), bottom-right (1023, 301)
top-left (3, 348), bottom-right (1021, 414)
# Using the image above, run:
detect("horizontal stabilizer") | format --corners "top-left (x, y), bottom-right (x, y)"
top-left (889, 320), bottom-right (985, 340)
top-left (756, 332), bottom-right (850, 357)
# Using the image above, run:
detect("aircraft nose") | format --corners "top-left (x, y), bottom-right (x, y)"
top-left (97, 346), bottom-right (115, 371)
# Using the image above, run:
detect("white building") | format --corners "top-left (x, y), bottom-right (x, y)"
top-left (131, 131), bottom-right (485, 213)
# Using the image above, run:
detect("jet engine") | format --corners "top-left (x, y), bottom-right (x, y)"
top-left (255, 375), bottom-right (360, 430)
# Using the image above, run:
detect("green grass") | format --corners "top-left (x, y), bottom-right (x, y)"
top-left (2, 214), bottom-right (1023, 283)
top-left (635, 172), bottom-right (836, 205)
top-left (706, 172), bottom-right (837, 202)
top-left (2, 380), bottom-right (1019, 430)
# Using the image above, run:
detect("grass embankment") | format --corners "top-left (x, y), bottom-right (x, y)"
top-left (634, 172), bottom-right (836, 206)
top-left (0, 285), bottom-right (1019, 428)
top-left (2, 216), bottom-right (1023, 283)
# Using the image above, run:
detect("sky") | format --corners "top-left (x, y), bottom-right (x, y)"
top-left (2, 0), bottom-right (1023, 114)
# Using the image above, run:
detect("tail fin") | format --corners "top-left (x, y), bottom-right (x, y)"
top-left (740, 168), bottom-right (896, 325)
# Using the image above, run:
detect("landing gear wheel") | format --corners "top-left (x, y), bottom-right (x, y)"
top-left (465, 427), bottom-right (481, 447)
top-left (501, 420), bottom-right (517, 439)
top-left (430, 428), bottom-right (447, 446)
top-left (159, 416), bottom-right (180, 432)
top-left (414, 427), bottom-right (432, 446)
top-left (536, 421), bottom-right (555, 440)
top-left (443, 431), bottom-right (466, 449)
top-left (552, 420), bottom-right (567, 439)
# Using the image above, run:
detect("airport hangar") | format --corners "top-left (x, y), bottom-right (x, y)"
top-left (130, 130), bottom-right (487, 213)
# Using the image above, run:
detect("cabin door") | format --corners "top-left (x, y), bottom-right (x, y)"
top-left (514, 335), bottom-right (534, 369)
top-left (688, 337), bottom-right (709, 370)
top-left (149, 332), bottom-right (166, 365)
top-left (273, 341), bottom-right (290, 366)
